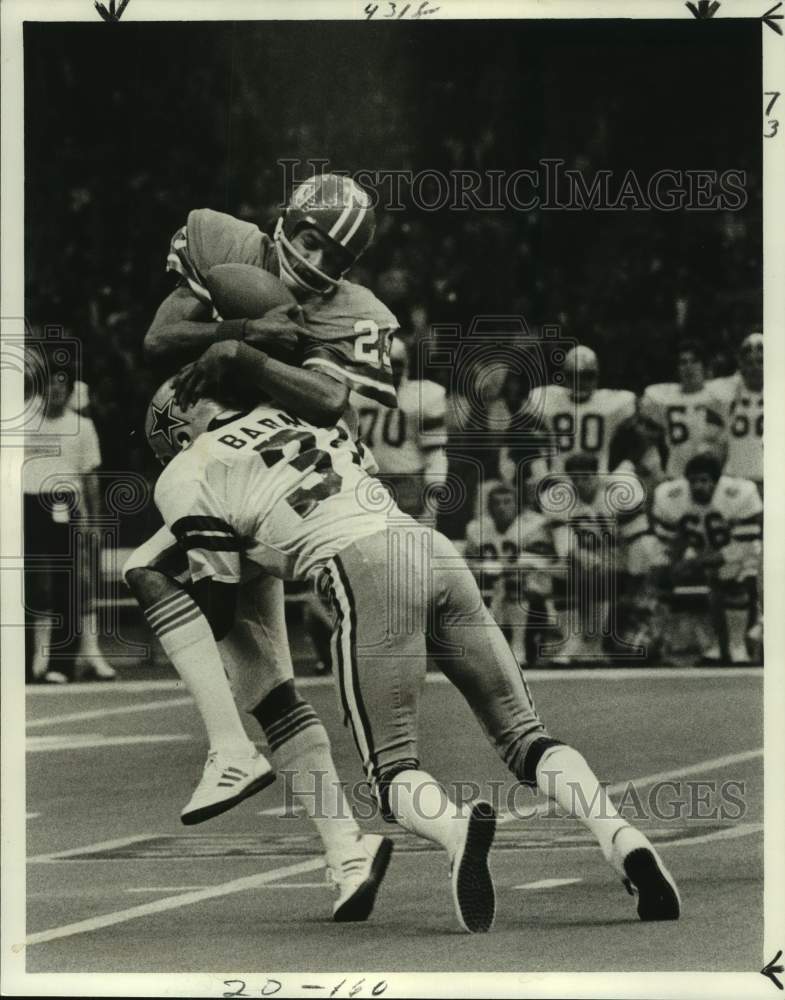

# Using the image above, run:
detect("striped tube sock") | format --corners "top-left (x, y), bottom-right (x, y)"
top-left (253, 682), bottom-right (361, 867)
top-left (145, 590), bottom-right (253, 755)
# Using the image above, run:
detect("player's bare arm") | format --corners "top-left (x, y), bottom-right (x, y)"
top-left (173, 340), bottom-right (349, 428)
top-left (144, 287), bottom-right (302, 370)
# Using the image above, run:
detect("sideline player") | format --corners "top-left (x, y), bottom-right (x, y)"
top-left (354, 337), bottom-right (448, 518)
top-left (525, 346), bottom-right (636, 478)
top-left (542, 453), bottom-right (654, 665)
top-left (651, 452), bottom-right (762, 664)
top-left (149, 367), bottom-right (682, 933)
top-left (640, 339), bottom-right (726, 477)
top-left (463, 483), bottom-right (556, 666)
top-left (707, 332), bottom-right (763, 494)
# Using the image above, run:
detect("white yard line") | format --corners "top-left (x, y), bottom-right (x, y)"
top-left (26, 733), bottom-right (190, 753)
top-left (29, 834), bottom-right (158, 864)
top-left (498, 747), bottom-right (763, 825)
top-left (124, 883), bottom-right (328, 893)
top-left (512, 877), bottom-right (583, 890)
top-left (26, 697), bottom-right (194, 729)
top-left (23, 857), bottom-right (325, 948)
top-left (661, 821), bottom-right (763, 849)
top-left (24, 665), bottom-right (762, 698)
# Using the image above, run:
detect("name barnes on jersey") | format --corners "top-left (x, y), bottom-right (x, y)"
top-left (162, 207), bottom-right (399, 408)
top-left (153, 404), bottom-right (389, 585)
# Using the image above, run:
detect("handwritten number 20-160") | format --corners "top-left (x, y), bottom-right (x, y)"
top-left (223, 980), bottom-right (388, 997)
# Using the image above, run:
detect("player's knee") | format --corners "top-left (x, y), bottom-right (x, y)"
top-left (375, 760), bottom-right (421, 824)
top-left (124, 565), bottom-right (176, 607)
top-left (251, 680), bottom-right (330, 764)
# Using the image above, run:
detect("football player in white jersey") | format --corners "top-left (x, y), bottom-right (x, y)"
top-left (464, 484), bottom-right (556, 665)
top-left (542, 453), bottom-right (654, 665)
top-left (354, 337), bottom-right (448, 518)
top-left (640, 340), bottom-right (727, 477)
top-left (652, 452), bottom-right (762, 663)
top-left (147, 379), bottom-right (681, 930)
top-left (526, 346), bottom-right (636, 477)
top-left (707, 332), bottom-right (763, 491)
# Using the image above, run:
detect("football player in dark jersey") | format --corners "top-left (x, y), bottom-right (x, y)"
top-left (123, 175), bottom-right (398, 921)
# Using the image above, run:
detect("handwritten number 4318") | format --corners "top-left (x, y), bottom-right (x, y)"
top-left (364, 2), bottom-right (440, 18)
top-left (764, 91), bottom-right (780, 137)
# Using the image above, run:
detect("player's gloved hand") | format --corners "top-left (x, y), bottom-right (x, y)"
top-left (173, 340), bottom-right (242, 410)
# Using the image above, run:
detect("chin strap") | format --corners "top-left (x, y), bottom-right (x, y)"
top-left (274, 217), bottom-right (344, 295)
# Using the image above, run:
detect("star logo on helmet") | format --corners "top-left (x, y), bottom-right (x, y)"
top-left (149, 397), bottom-right (187, 447)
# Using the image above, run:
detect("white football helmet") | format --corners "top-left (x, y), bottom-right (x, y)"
top-left (144, 379), bottom-right (221, 465)
top-left (562, 345), bottom-right (599, 401)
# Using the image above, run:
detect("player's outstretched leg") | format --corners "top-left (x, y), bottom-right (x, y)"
top-left (125, 564), bottom-right (274, 824)
top-left (534, 743), bottom-right (681, 921)
top-left (251, 679), bottom-right (393, 923)
top-left (386, 770), bottom-right (496, 934)
top-left (430, 530), bottom-right (680, 921)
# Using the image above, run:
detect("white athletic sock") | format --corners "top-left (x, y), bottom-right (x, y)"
top-left (726, 608), bottom-right (751, 662)
top-left (389, 769), bottom-right (468, 854)
top-left (78, 607), bottom-right (104, 658)
top-left (252, 691), bottom-right (360, 869)
top-left (536, 745), bottom-right (627, 862)
top-left (145, 591), bottom-right (253, 755)
top-left (31, 617), bottom-right (52, 679)
top-left (285, 741), bottom-right (361, 869)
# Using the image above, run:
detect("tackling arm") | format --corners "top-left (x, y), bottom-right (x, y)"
top-left (174, 341), bottom-right (349, 428)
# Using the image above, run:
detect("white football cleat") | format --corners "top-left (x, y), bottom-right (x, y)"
top-left (449, 800), bottom-right (497, 933)
top-left (328, 833), bottom-right (394, 923)
top-left (610, 825), bottom-right (681, 921)
top-left (181, 748), bottom-right (275, 825)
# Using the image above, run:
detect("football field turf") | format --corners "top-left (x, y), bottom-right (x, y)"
top-left (22, 667), bottom-right (763, 975)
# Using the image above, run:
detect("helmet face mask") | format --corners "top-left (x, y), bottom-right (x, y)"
top-left (275, 174), bottom-right (376, 296)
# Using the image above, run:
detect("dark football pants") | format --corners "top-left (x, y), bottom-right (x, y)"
top-left (322, 526), bottom-right (552, 818)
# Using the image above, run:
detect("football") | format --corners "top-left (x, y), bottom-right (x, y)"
top-left (204, 264), bottom-right (296, 319)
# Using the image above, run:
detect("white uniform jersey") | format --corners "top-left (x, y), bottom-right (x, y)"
top-left (707, 373), bottom-right (763, 483)
top-left (541, 472), bottom-right (656, 575)
top-left (464, 511), bottom-right (554, 597)
top-left (154, 406), bottom-right (393, 585)
top-left (652, 475), bottom-right (762, 576)
top-left (526, 385), bottom-right (636, 474)
top-left (639, 382), bottom-right (726, 477)
top-left (353, 379), bottom-right (447, 475)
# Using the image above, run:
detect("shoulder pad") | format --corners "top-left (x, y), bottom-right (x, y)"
top-left (303, 281), bottom-right (398, 342)
top-left (187, 209), bottom-right (268, 273)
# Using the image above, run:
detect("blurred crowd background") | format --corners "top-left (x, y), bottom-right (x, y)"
top-left (22, 18), bottom-right (762, 674)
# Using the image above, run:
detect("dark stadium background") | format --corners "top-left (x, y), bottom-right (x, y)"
top-left (24, 18), bottom-right (762, 543)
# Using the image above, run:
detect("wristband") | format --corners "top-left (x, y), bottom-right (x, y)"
top-left (215, 319), bottom-right (248, 342)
